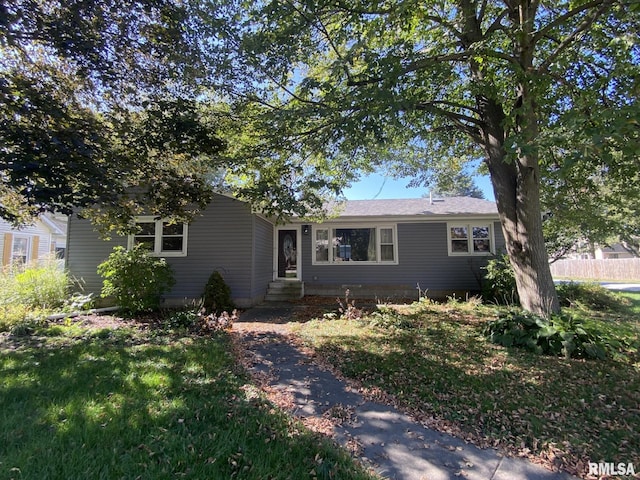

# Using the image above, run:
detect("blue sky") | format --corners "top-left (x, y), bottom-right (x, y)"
top-left (343, 173), bottom-right (495, 201)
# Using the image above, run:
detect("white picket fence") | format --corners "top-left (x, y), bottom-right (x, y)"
top-left (550, 258), bottom-right (640, 281)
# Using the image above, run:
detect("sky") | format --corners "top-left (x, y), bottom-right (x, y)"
top-left (343, 173), bottom-right (495, 201)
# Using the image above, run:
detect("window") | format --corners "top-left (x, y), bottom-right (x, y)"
top-left (313, 225), bottom-right (397, 264)
top-left (447, 223), bottom-right (494, 255)
top-left (128, 217), bottom-right (188, 257)
top-left (11, 236), bottom-right (31, 264)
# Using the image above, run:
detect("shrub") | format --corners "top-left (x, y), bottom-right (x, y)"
top-left (97, 245), bottom-right (175, 314)
top-left (367, 305), bottom-right (416, 330)
top-left (202, 271), bottom-right (235, 314)
top-left (160, 309), bottom-right (200, 332)
top-left (160, 308), bottom-right (237, 334)
top-left (482, 254), bottom-right (519, 305)
top-left (483, 310), bottom-right (619, 359)
top-left (9, 317), bottom-right (47, 336)
top-left (0, 304), bottom-right (45, 332)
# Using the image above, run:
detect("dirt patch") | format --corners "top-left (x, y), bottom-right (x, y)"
top-left (64, 313), bottom-right (142, 330)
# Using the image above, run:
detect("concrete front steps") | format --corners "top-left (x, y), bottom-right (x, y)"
top-left (264, 281), bottom-right (304, 302)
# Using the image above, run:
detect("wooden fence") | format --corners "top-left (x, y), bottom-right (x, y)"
top-left (549, 258), bottom-right (640, 281)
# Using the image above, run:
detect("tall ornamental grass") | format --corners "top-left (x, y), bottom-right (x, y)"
top-left (0, 256), bottom-right (70, 330)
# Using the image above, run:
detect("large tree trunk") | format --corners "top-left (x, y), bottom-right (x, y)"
top-left (489, 151), bottom-right (561, 317)
top-left (479, 96), bottom-right (561, 317)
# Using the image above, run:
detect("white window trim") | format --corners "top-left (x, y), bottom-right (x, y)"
top-left (447, 222), bottom-right (495, 256)
top-left (312, 224), bottom-right (399, 265)
top-left (127, 216), bottom-right (188, 257)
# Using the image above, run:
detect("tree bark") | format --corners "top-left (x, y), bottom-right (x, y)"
top-left (479, 94), bottom-right (561, 317)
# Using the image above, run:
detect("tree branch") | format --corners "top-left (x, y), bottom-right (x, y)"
top-left (536, 0), bottom-right (613, 73)
top-left (347, 48), bottom-right (519, 87)
top-left (414, 101), bottom-right (483, 142)
top-left (533, 0), bottom-right (607, 41)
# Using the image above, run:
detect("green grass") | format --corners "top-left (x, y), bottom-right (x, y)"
top-left (295, 294), bottom-right (640, 477)
top-left (619, 292), bottom-right (640, 314)
top-left (0, 324), bottom-right (377, 480)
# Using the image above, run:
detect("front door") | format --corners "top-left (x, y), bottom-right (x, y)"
top-left (277, 229), bottom-right (297, 278)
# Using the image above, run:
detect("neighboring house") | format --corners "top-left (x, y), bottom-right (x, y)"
top-left (1, 214), bottom-right (68, 267)
top-left (594, 244), bottom-right (635, 260)
top-left (66, 193), bottom-right (504, 307)
top-left (563, 242), bottom-right (636, 260)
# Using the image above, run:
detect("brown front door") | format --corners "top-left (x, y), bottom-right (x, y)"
top-left (277, 229), bottom-right (297, 278)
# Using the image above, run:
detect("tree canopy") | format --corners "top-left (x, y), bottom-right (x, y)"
top-left (0, 0), bottom-right (243, 232)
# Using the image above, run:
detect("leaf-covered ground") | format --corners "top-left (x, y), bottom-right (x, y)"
top-left (295, 296), bottom-right (640, 478)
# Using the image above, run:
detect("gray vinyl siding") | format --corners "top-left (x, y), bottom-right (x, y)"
top-left (251, 216), bottom-right (274, 299)
top-left (66, 218), bottom-right (127, 294)
top-left (166, 196), bottom-right (254, 304)
top-left (66, 195), bottom-right (274, 307)
top-left (302, 221), bottom-right (504, 296)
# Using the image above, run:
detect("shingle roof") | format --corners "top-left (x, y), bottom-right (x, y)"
top-left (330, 196), bottom-right (498, 217)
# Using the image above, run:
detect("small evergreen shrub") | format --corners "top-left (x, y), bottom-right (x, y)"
top-left (202, 271), bottom-right (234, 314)
top-left (97, 245), bottom-right (175, 314)
top-left (484, 310), bottom-right (619, 359)
top-left (482, 254), bottom-right (519, 305)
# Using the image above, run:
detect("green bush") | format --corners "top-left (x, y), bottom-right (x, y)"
top-left (159, 308), bottom-right (237, 335)
top-left (0, 304), bottom-right (49, 332)
top-left (97, 245), bottom-right (175, 314)
top-left (202, 271), bottom-right (234, 314)
top-left (482, 254), bottom-right (519, 305)
top-left (367, 306), bottom-right (416, 330)
top-left (161, 309), bottom-right (200, 332)
top-left (483, 310), bottom-right (620, 359)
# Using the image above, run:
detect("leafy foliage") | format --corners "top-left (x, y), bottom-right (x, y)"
top-left (9, 260), bottom-right (69, 309)
top-left (97, 245), bottom-right (175, 314)
top-left (0, 0), bottom-right (229, 229)
top-left (367, 305), bottom-right (417, 330)
top-left (202, 271), bottom-right (235, 315)
top-left (160, 308), bottom-right (237, 335)
top-left (481, 254), bottom-right (519, 305)
top-left (0, 0), bottom-right (346, 229)
top-left (483, 310), bottom-right (620, 359)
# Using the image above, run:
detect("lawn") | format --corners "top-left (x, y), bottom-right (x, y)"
top-left (0, 321), bottom-right (377, 480)
top-left (294, 291), bottom-right (640, 478)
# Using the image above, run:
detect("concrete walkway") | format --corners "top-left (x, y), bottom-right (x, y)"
top-left (234, 305), bottom-right (579, 480)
